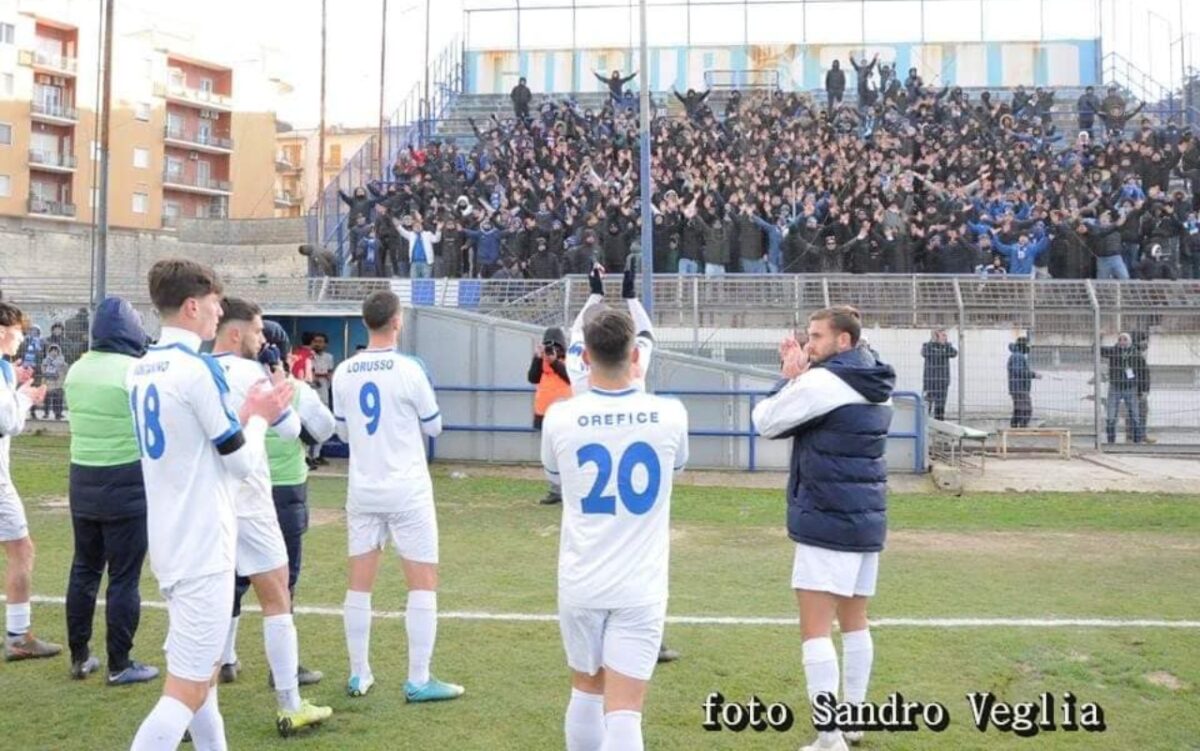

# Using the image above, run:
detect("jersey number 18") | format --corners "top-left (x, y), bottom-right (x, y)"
top-left (130, 384), bottom-right (166, 460)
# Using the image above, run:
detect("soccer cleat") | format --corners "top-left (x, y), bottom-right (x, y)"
top-left (218, 661), bottom-right (240, 684)
top-left (4, 633), bottom-right (63, 661)
top-left (843, 730), bottom-right (863, 746)
top-left (538, 491), bottom-right (562, 506)
top-left (276, 699), bottom-right (333, 737)
top-left (799, 735), bottom-right (849, 751)
top-left (657, 644), bottom-right (681, 664)
top-left (405, 677), bottom-right (465, 703)
top-left (346, 674), bottom-right (375, 697)
top-left (70, 655), bottom-right (101, 679)
top-left (108, 661), bottom-right (159, 686)
top-left (268, 664), bottom-right (324, 688)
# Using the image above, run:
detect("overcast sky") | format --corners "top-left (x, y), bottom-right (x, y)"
top-left (113, 0), bottom-right (1198, 129)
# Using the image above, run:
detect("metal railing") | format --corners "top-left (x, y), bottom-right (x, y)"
top-left (156, 82), bottom-right (233, 109)
top-left (704, 69), bottom-right (780, 90)
top-left (30, 100), bottom-right (78, 121)
top-left (26, 198), bottom-right (76, 217)
top-left (28, 149), bottom-right (77, 169)
top-left (32, 49), bottom-right (78, 73)
top-left (425, 385), bottom-right (925, 472)
top-left (162, 168), bottom-right (232, 192)
top-left (164, 125), bottom-right (234, 150)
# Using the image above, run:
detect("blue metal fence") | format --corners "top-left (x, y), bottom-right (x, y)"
top-left (426, 385), bottom-right (927, 473)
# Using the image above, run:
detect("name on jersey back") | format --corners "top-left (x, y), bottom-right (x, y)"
top-left (133, 361), bottom-right (170, 375)
top-left (575, 411), bottom-right (660, 428)
top-left (344, 359), bottom-right (395, 374)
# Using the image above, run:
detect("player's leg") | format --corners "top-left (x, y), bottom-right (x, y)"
top-left (218, 575), bottom-right (249, 683)
top-left (65, 514), bottom-right (104, 676)
top-left (345, 512), bottom-right (385, 696)
top-left (275, 487), bottom-right (321, 685)
top-left (393, 505), bottom-right (463, 702)
top-left (4, 525), bottom-right (60, 660)
top-left (597, 603), bottom-right (666, 751)
top-left (836, 596), bottom-right (873, 748)
top-left (560, 605), bottom-right (606, 751)
top-left (793, 543), bottom-right (851, 751)
top-left (102, 514), bottom-right (157, 685)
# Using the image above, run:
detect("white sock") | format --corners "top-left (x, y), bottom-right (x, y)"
top-left (131, 696), bottom-right (193, 750)
top-left (344, 590), bottom-right (372, 679)
top-left (220, 615), bottom-right (239, 665)
top-left (6, 601), bottom-right (30, 637)
top-left (406, 589), bottom-right (437, 686)
top-left (264, 614), bottom-right (301, 712)
top-left (601, 710), bottom-right (643, 751)
top-left (841, 629), bottom-right (874, 705)
top-left (187, 688), bottom-right (227, 751)
top-left (803, 636), bottom-right (842, 745)
top-left (564, 689), bottom-right (605, 751)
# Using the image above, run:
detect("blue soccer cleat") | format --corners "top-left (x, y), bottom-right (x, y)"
top-left (108, 661), bottom-right (160, 686)
top-left (405, 677), bottom-right (465, 703)
top-left (346, 674), bottom-right (375, 698)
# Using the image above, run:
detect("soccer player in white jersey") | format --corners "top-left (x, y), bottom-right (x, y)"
top-left (331, 290), bottom-right (464, 703)
top-left (128, 260), bottom-right (294, 751)
top-left (0, 301), bottom-right (62, 661)
top-left (542, 306), bottom-right (689, 751)
top-left (210, 297), bottom-right (333, 736)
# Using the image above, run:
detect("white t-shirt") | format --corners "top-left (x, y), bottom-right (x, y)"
top-left (0, 359), bottom-right (33, 509)
top-left (541, 388), bottom-right (689, 609)
top-left (332, 348), bottom-right (443, 514)
top-left (213, 353), bottom-right (300, 518)
top-left (126, 327), bottom-right (243, 588)
top-left (566, 295), bottom-right (655, 396)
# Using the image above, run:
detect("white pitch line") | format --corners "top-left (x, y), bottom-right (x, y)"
top-left (14, 596), bottom-right (1200, 629)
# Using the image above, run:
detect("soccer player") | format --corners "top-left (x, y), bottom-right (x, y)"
top-left (128, 260), bottom-right (294, 750)
top-left (210, 298), bottom-right (333, 735)
top-left (63, 296), bottom-right (158, 684)
top-left (542, 306), bottom-right (689, 751)
top-left (332, 290), bottom-right (463, 703)
top-left (751, 308), bottom-right (896, 751)
top-left (564, 263), bottom-right (682, 665)
top-left (0, 301), bottom-right (61, 661)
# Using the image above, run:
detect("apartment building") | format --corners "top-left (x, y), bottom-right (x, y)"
top-left (274, 125), bottom-right (374, 218)
top-left (0, 0), bottom-right (287, 229)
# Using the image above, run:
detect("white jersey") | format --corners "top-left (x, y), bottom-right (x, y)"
top-left (0, 359), bottom-right (33, 509)
top-left (332, 348), bottom-right (443, 514)
top-left (566, 295), bottom-right (655, 396)
top-left (126, 327), bottom-right (243, 588)
top-left (213, 353), bottom-right (300, 518)
top-left (542, 388), bottom-right (689, 609)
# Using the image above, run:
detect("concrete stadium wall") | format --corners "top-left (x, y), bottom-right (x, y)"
top-left (466, 39), bottom-right (1100, 94)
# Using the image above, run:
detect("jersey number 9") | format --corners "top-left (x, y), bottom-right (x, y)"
top-left (359, 381), bottom-right (382, 435)
top-left (130, 384), bottom-right (166, 460)
top-left (576, 441), bottom-right (661, 516)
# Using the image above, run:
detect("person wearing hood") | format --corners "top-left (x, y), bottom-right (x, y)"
top-left (39, 343), bottom-right (67, 420)
top-left (1007, 336), bottom-right (1040, 428)
top-left (338, 184), bottom-right (381, 228)
top-left (62, 296), bottom-right (158, 684)
top-left (752, 307), bottom-right (896, 751)
top-left (527, 327), bottom-right (571, 505)
top-left (825, 60), bottom-right (846, 113)
top-left (510, 76), bottom-right (532, 122)
top-left (921, 329), bottom-right (957, 421)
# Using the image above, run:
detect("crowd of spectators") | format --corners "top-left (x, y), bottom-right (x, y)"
top-left (314, 60), bottom-right (1200, 283)
top-left (12, 309), bottom-right (90, 420)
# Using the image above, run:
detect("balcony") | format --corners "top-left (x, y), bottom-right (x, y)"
top-left (30, 100), bottom-right (78, 125)
top-left (276, 153), bottom-right (300, 172)
top-left (28, 149), bottom-right (77, 173)
top-left (155, 82), bottom-right (233, 112)
top-left (27, 197), bottom-right (77, 219)
top-left (274, 191), bottom-right (301, 208)
top-left (31, 49), bottom-right (78, 77)
top-left (164, 125), bottom-right (234, 154)
top-left (162, 168), bottom-right (232, 196)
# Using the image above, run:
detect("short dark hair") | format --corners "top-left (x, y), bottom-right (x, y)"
top-left (583, 307), bottom-right (635, 369)
top-left (148, 259), bottom-right (223, 314)
top-left (810, 306), bottom-right (862, 346)
top-left (362, 290), bottom-right (401, 331)
top-left (312, 332), bottom-right (328, 343)
top-left (301, 331), bottom-right (315, 346)
top-left (0, 301), bottom-right (27, 329)
top-left (218, 297), bottom-right (262, 329)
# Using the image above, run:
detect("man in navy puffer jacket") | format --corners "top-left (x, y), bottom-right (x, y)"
top-left (752, 307), bottom-right (895, 751)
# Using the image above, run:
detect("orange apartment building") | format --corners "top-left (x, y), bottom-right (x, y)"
top-left (0, 3), bottom-right (286, 230)
top-left (274, 126), bottom-right (375, 218)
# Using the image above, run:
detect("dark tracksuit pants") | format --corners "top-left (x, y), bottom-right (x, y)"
top-left (232, 485), bottom-right (309, 617)
top-left (65, 462), bottom-right (148, 672)
top-left (1011, 391), bottom-right (1033, 428)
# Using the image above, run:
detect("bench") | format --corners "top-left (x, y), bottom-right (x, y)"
top-left (999, 428), bottom-right (1071, 459)
top-left (929, 419), bottom-right (990, 471)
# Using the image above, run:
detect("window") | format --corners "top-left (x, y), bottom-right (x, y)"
top-left (165, 156), bottom-right (183, 180)
top-left (196, 160), bottom-right (211, 185)
top-left (329, 144), bottom-right (341, 165)
top-left (135, 102), bottom-right (151, 121)
top-left (1, 73), bottom-right (12, 97)
top-left (0, 175), bottom-right (9, 198)
top-left (0, 23), bottom-right (14, 45)
top-left (198, 121), bottom-right (211, 144)
top-left (0, 123), bottom-right (10, 146)
top-left (132, 192), bottom-right (148, 214)
top-left (133, 147), bottom-right (150, 169)
top-left (166, 111), bottom-right (184, 136)
top-left (199, 77), bottom-right (213, 94)
top-left (163, 200), bottom-right (180, 218)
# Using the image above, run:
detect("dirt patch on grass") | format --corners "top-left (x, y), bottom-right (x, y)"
top-left (886, 530), bottom-right (1200, 558)
top-left (35, 496), bottom-right (70, 512)
top-left (1144, 672), bottom-right (1187, 691)
top-left (309, 508), bottom-right (344, 527)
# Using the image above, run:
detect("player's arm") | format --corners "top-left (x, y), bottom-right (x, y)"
top-left (0, 378), bottom-right (32, 437)
top-left (270, 386), bottom-right (302, 442)
top-left (540, 406), bottom-right (561, 483)
top-left (567, 270), bottom-right (607, 386)
top-left (294, 379), bottom-right (336, 445)
top-left (410, 362), bottom-right (443, 438)
top-left (751, 369), bottom-right (869, 439)
top-left (672, 401), bottom-right (690, 474)
top-left (191, 358), bottom-right (266, 480)
top-left (331, 369), bottom-right (350, 443)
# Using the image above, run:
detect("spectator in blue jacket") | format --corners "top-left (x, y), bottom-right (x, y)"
top-left (751, 209), bottom-right (788, 273)
top-left (462, 218), bottom-right (509, 278)
top-left (989, 229), bottom-right (1051, 276)
top-left (1007, 336), bottom-right (1040, 428)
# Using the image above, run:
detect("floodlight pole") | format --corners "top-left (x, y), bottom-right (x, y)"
top-left (93, 0), bottom-right (114, 307)
top-left (637, 0), bottom-right (653, 313)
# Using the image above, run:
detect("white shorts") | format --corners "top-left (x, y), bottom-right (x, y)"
top-left (236, 514), bottom-right (289, 578)
top-left (559, 600), bottom-right (667, 682)
top-left (0, 490), bottom-right (28, 542)
top-left (161, 572), bottom-right (234, 682)
top-left (791, 542), bottom-right (879, 598)
top-left (347, 505), bottom-right (439, 563)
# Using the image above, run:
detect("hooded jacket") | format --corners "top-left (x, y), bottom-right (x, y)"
top-left (1007, 341), bottom-right (1036, 395)
top-left (752, 347), bottom-right (896, 553)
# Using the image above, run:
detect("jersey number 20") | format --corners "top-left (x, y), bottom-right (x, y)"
top-left (130, 384), bottom-right (166, 460)
top-left (576, 442), bottom-right (661, 515)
